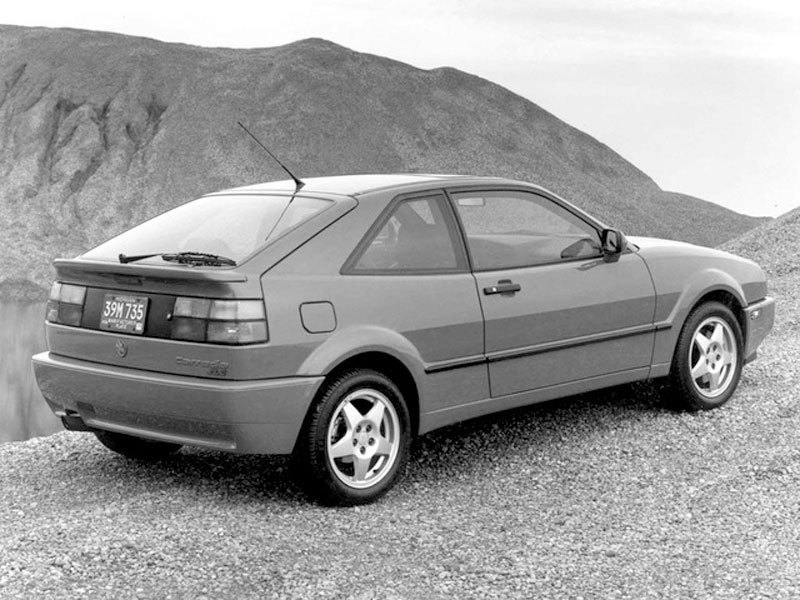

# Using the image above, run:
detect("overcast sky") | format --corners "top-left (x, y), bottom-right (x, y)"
top-left (4, 0), bottom-right (799, 216)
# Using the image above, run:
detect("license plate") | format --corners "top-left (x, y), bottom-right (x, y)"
top-left (99, 294), bottom-right (149, 335)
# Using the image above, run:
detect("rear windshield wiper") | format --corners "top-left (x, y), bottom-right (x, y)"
top-left (118, 252), bottom-right (236, 267)
top-left (162, 252), bottom-right (237, 266)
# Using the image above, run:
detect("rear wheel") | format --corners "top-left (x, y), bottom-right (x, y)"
top-left (667, 301), bottom-right (743, 410)
top-left (94, 430), bottom-right (182, 460)
top-left (294, 369), bottom-right (411, 506)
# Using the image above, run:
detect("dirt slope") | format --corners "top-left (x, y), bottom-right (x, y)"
top-left (722, 205), bottom-right (800, 277)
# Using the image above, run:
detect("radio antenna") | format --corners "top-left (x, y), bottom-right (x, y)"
top-left (238, 121), bottom-right (305, 192)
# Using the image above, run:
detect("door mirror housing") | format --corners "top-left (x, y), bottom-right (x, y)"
top-left (601, 228), bottom-right (627, 262)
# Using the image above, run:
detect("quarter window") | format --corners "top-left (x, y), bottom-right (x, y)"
top-left (452, 191), bottom-right (601, 270)
top-left (351, 195), bottom-right (465, 273)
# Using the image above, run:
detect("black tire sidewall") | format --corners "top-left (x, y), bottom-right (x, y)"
top-left (670, 301), bottom-right (744, 410)
top-left (296, 369), bottom-right (411, 506)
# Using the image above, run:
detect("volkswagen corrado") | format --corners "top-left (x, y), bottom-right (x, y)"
top-left (32, 174), bottom-right (775, 504)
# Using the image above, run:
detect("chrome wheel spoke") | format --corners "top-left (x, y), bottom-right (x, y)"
top-left (708, 368), bottom-right (722, 390)
top-left (340, 403), bottom-right (362, 430)
top-left (374, 434), bottom-right (393, 456)
top-left (720, 347), bottom-right (734, 366)
top-left (693, 332), bottom-right (711, 354)
top-left (353, 455), bottom-right (371, 481)
top-left (364, 401), bottom-right (385, 429)
top-left (709, 322), bottom-right (725, 347)
top-left (329, 435), bottom-right (355, 459)
top-left (691, 358), bottom-right (709, 381)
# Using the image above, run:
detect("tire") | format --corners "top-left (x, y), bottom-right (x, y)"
top-left (94, 430), bottom-right (182, 460)
top-left (293, 369), bottom-right (411, 506)
top-left (667, 301), bottom-right (744, 411)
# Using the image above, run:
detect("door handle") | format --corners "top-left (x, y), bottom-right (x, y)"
top-left (483, 279), bottom-right (521, 295)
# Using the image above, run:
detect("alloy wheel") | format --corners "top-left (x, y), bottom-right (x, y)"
top-left (326, 388), bottom-right (401, 489)
top-left (688, 316), bottom-right (738, 399)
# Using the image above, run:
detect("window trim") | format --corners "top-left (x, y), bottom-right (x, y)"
top-left (341, 191), bottom-right (470, 276)
top-left (446, 187), bottom-right (606, 272)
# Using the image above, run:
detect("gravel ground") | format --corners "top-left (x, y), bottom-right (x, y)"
top-left (1, 274), bottom-right (798, 599)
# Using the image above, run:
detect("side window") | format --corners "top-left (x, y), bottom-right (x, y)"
top-left (452, 191), bottom-right (601, 270)
top-left (350, 195), bottom-right (465, 273)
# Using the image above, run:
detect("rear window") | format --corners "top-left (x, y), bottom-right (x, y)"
top-left (82, 194), bottom-right (331, 263)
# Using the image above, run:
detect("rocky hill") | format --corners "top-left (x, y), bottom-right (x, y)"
top-left (658, 192), bottom-right (770, 249)
top-left (0, 25), bottom-right (767, 299)
top-left (722, 205), bottom-right (800, 277)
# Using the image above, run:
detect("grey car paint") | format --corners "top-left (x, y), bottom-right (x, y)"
top-left (474, 251), bottom-right (656, 398)
top-left (32, 174), bottom-right (775, 454)
top-left (629, 236), bottom-right (771, 376)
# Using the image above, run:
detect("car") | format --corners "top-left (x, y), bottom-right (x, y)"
top-left (32, 173), bottom-right (775, 505)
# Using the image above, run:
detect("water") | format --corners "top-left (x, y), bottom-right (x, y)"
top-left (0, 302), bottom-right (63, 443)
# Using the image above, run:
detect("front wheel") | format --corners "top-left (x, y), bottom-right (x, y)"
top-left (667, 301), bottom-right (743, 410)
top-left (94, 430), bottom-right (182, 460)
top-left (293, 369), bottom-right (411, 506)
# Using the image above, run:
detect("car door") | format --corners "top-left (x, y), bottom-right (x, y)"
top-left (450, 189), bottom-right (656, 397)
top-left (337, 192), bottom-right (489, 409)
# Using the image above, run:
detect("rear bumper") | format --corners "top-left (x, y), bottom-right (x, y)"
top-left (744, 296), bottom-right (775, 362)
top-left (32, 352), bottom-right (323, 454)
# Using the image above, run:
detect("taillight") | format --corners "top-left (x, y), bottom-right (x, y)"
top-left (46, 282), bottom-right (87, 326)
top-left (171, 298), bottom-right (268, 345)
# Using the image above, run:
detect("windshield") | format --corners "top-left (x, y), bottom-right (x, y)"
top-left (82, 194), bottom-right (331, 264)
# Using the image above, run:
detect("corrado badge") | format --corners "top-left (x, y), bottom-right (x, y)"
top-left (176, 356), bottom-right (230, 377)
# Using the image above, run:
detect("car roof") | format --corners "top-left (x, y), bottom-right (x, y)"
top-left (209, 173), bottom-right (521, 198)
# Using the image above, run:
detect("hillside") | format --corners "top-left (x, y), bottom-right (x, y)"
top-left (722, 205), bottom-right (800, 277)
top-left (659, 192), bottom-right (771, 249)
top-left (0, 25), bottom-right (766, 299)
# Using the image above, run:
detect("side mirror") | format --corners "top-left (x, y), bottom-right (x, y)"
top-left (600, 228), bottom-right (627, 262)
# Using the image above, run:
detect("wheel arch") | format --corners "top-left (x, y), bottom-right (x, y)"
top-left (320, 352), bottom-right (420, 437)
top-left (651, 268), bottom-right (748, 375)
top-left (668, 267), bottom-right (747, 331)
top-left (297, 326), bottom-right (425, 437)
top-left (687, 288), bottom-right (746, 335)
top-left (668, 282), bottom-right (746, 361)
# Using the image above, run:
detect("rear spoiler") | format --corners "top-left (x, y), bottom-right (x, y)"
top-left (52, 258), bottom-right (260, 299)
top-left (54, 258), bottom-right (248, 282)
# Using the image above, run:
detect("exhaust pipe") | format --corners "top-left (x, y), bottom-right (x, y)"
top-left (55, 410), bottom-right (93, 432)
